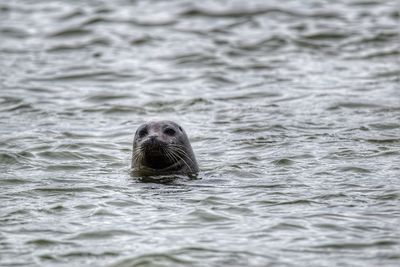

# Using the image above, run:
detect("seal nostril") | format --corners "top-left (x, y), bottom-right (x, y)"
top-left (149, 135), bottom-right (158, 144)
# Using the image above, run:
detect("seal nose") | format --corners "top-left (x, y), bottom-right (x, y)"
top-left (144, 135), bottom-right (162, 153)
top-left (148, 135), bottom-right (158, 144)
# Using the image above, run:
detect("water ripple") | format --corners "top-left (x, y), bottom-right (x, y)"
top-left (1, 0), bottom-right (399, 266)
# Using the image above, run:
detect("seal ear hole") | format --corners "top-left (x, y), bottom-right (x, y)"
top-left (164, 128), bottom-right (176, 136)
top-left (178, 126), bottom-right (183, 131)
top-left (138, 128), bottom-right (148, 138)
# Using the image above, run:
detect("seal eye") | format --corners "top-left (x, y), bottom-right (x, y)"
top-left (164, 128), bottom-right (175, 136)
top-left (138, 128), bottom-right (148, 138)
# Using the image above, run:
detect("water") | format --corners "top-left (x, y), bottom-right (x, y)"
top-left (1, 0), bottom-right (399, 266)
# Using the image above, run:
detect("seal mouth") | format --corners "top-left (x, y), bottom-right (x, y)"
top-left (141, 140), bottom-right (176, 170)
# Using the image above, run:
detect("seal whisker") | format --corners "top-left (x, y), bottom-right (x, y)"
top-left (169, 148), bottom-right (193, 173)
top-left (164, 151), bottom-right (174, 165)
top-left (132, 147), bottom-right (143, 165)
top-left (165, 150), bottom-right (182, 169)
top-left (132, 149), bottom-right (141, 160)
top-left (162, 147), bottom-right (177, 166)
top-left (168, 144), bottom-right (196, 166)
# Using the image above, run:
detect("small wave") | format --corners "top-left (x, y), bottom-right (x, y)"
top-left (39, 251), bottom-right (119, 262)
top-left (342, 32), bottom-right (398, 46)
top-left (270, 199), bottom-right (319, 206)
top-left (327, 102), bottom-right (382, 110)
top-left (369, 123), bottom-right (400, 130)
top-left (313, 240), bottom-right (398, 249)
top-left (372, 191), bottom-right (400, 201)
top-left (46, 37), bottom-right (112, 52)
top-left (80, 15), bottom-right (177, 27)
top-left (169, 52), bottom-right (226, 68)
top-left (57, 8), bottom-right (86, 21)
top-left (33, 186), bottom-right (100, 194)
top-left (268, 222), bottom-right (307, 230)
top-left (0, 26), bottom-right (30, 38)
top-left (109, 253), bottom-right (191, 267)
top-left (69, 230), bottom-right (137, 240)
top-left (235, 36), bottom-right (289, 52)
top-left (272, 158), bottom-right (296, 166)
top-left (0, 151), bottom-right (33, 165)
top-left (26, 238), bottom-right (76, 247)
top-left (61, 251), bottom-right (119, 258)
top-left (130, 35), bottom-right (155, 46)
top-left (48, 28), bottom-right (93, 38)
top-left (37, 151), bottom-right (84, 160)
top-left (128, 18), bottom-right (177, 27)
top-left (0, 178), bottom-right (31, 185)
top-left (372, 69), bottom-right (400, 78)
top-left (181, 7), bottom-right (303, 18)
top-left (31, 70), bottom-right (136, 82)
top-left (188, 208), bottom-right (231, 222)
top-left (80, 16), bottom-right (113, 26)
top-left (348, 49), bottom-right (400, 60)
top-left (302, 32), bottom-right (349, 41)
top-left (85, 93), bottom-right (133, 103)
top-left (364, 138), bottom-right (400, 144)
top-left (0, 102), bottom-right (35, 112)
top-left (337, 166), bottom-right (372, 173)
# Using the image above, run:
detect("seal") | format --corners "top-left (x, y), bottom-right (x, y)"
top-left (131, 120), bottom-right (199, 176)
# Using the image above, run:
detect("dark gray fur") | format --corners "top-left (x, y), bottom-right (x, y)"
top-left (131, 120), bottom-right (199, 176)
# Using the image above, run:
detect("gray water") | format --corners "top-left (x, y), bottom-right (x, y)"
top-left (1, 0), bottom-right (400, 266)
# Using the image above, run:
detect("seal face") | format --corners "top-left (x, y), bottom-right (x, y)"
top-left (131, 121), bottom-right (199, 176)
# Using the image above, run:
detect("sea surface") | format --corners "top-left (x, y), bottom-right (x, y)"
top-left (1, 0), bottom-right (399, 266)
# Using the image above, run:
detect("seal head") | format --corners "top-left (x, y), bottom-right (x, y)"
top-left (131, 121), bottom-right (199, 176)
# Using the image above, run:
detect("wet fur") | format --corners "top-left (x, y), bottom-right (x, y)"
top-left (131, 121), bottom-right (199, 176)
